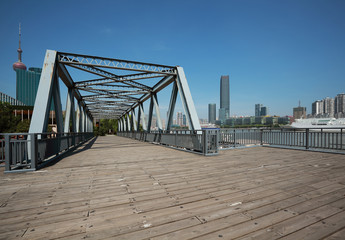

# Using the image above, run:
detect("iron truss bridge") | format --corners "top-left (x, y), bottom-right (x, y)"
top-left (29, 50), bottom-right (201, 134)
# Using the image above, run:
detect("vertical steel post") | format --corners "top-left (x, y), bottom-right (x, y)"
top-left (203, 129), bottom-right (207, 155)
top-left (123, 117), bottom-right (127, 132)
top-left (4, 135), bottom-right (11, 172)
top-left (81, 108), bottom-right (86, 132)
top-left (175, 67), bottom-right (201, 130)
top-left (139, 103), bottom-right (147, 131)
top-left (131, 109), bottom-right (137, 131)
top-left (29, 50), bottom-right (57, 134)
top-left (152, 93), bottom-right (163, 131)
top-left (306, 128), bottom-right (309, 149)
top-left (126, 114), bottom-right (131, 132)
top-left (136, 105), bottom-right (141, 131)
top-left (233, 129), bottom-right (236, 148)
top-left (52, 67), bottom-right (64, 133)
top-left (30, 134), bottom-right (38, 170)
top-left (147, 95), bottom-right (154, 132)
top-left (64, 88), bottom-right (76, 133)
top-left (166, 81), bottom-right (178, 131)
top-left (121, 117), bottom-right (125, 132)
top-left (76, 103), bottom-right (81, 133)
top-left (340, 129), bottom-right (343, 149)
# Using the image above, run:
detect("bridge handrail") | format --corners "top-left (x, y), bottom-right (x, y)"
top-left (219, 127), bottom-right (345, 152)
top-left (0, 132), bottom-right (94, 173)
top-left (119, 127), bottom-right (345, 154)
top-left (118, 129), bottom-right (219, 156)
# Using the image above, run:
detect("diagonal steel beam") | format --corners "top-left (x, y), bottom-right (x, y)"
top-left (64, 63), bottom-right (153, 91)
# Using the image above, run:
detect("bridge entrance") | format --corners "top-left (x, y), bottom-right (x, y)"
top-left (3, 50), bottom-right (209, 172)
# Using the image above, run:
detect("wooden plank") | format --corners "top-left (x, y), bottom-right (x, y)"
top-left (323, 227), bottom-right (345, 240)
top-left (0, 135), bottom-right (345, 240)
top-left (279, 210), bottom-right (345, 240)
top-left (237, 199), bottom-right (345, 240)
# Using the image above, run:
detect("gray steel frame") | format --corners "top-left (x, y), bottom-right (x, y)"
top-left (29, 50), bottom-right (201, 134)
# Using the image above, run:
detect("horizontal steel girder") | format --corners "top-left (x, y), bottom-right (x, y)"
top-left (58, 52), bottom-right (176, 74)
top-left (75, 73), bottom-right (168, 87)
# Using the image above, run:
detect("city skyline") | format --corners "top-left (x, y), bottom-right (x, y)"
top-left (311, 93), bottom-right (345, 118)
top-left (1, 0), bottom-right (345, 119)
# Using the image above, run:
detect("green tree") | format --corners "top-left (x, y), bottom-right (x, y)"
top-left (16, 119), bottom-right (31, 133)
top-left (0, 102), bottom-right (21, 133)
top-left (94, 119), bottom-right (118, 136)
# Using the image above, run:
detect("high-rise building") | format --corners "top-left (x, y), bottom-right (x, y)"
top-left (208, 103), bottom-right (216, 124)
top-left (183, 114), bottom-right (186, 126)
top-left (312, 100), bottom-right (323, 116)
top-left (219, 75), bottom-right (230, 123)
top-left (260, 106), bottom-right (268, 116)
top-left (16, 68), bottom-right (42, 106)
top-left (323, 97), bottom-right (334, 117)
top-left (12, 24), bottom-right (43, 107)
top-left (335, 93), bottom-right (345, 118)
top-left (255, 104), bottom-right (262, 117)
top-left (293, 101), bottom-right (306, 119)
top-left (255, 104), bottom-right (268, 116)
top-left (176, 111), bottom-right (183, 126)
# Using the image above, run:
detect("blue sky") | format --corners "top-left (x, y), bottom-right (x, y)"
top-left (1, 0), bottom-right (345, 119)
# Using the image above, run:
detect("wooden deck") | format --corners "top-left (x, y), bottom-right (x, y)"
top-left (1, 135), bottom-right (345, 240)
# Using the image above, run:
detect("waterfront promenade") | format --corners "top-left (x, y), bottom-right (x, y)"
top-left (0, 135), bottom-right (345, 239)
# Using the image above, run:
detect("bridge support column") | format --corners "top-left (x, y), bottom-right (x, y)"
top-left (64, 88), bottom-right (76, 133)
top-left (86, 115), bottom-right (90, 132)
top-left (166, 81), bottom-right (178, 131)
top-left (76, 103), bottom-right (82, 133)
top-left (176, 67), bottom-right (201, 130)
top-left (147, 93), bottom-right (162, 132)
top-left (123, 117), bottom-right (126, 131)
top-left (29, 50), bottom-right (59, 134)
top-left (126, 114), bottom-right (131, 132)
top-left (81, 108), bottom-right (85, 132)
top-left (131, 109), bottom-right (137, 131)
top-left (138, 103), bottom-right (147, 131)
top-left (119, 118), bottom-right (123, 132)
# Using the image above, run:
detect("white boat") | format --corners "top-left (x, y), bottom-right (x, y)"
top-left (291, 118), bottom-right (345, 129)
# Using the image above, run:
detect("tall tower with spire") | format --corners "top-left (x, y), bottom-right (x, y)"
top-left (13, 23), bottom-right (43, 106)
top-left (13, 23), bottom-right (27, 71)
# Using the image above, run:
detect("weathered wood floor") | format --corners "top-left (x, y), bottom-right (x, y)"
top-left (1, 135), bottom-right (345, 240)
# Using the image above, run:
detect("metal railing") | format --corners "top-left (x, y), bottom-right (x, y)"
top-left (118, 129), bottom-right (219, 156)
top-left (220, 129), bottom-right (262, 149)
top-left (119, 128), bottom-right (345, 155)
top-left (262, 128), bottom-right (344, 151)
top-left (0, 138), bottom-right (5, 167)
top-left (0, 132), bottom-right (94, 173)
top-left (219, 128), bottom-right (345, 152)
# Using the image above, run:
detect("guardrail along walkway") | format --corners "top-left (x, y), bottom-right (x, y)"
top-left (1, 135), bottom-right (345, 239)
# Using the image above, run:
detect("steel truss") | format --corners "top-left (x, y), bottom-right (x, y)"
top-left (29, 50), bottom-right (201, 134)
